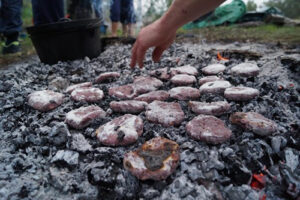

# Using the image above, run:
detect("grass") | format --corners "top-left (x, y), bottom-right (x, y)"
top-left (177, 24), bottom-right (300, 45)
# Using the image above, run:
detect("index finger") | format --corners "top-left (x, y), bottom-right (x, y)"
top-left (137, 47), bottom-right (147, 69)
top-left (130, 42), bottom-right (138, 68)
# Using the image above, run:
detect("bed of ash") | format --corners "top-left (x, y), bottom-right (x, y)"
top-left (0, 42), bottom-right (299, 200)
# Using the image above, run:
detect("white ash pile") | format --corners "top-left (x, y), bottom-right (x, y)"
top-left (0, 42), bottom-right (299, 200)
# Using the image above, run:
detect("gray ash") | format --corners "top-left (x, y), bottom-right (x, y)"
top-left (0, 42), bottom-right (299, 200)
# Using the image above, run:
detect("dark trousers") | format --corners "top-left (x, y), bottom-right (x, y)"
top-left (31, 0), bottom-right (64, 25)
top-left (110, 0), bottom-right (136, 24)
top-left (0, 0), bottom-right (22, 37)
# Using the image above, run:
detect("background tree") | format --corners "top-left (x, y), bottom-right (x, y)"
top-left (246, 0), bottom-right (257, 11)
top-left (264, 0), bottom-right (300, 19)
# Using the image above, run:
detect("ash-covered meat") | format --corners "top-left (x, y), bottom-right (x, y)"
top-left (198, 76), bottom-right (222, 86)
top-left (145, 101), bottom-right (185, 127)
top-left (230, 112), bottom-right (277, 136)
top-left (71, 87), bottom-right (104, 102)
top-left (65, 105), bottom-right (106, 129)
top-left (186, 115), bottom-right (232, 144)
top-left (150, 67), bottom-right (172, 80)
top-left (202, 64), bottom-right (226, 75)
top-left (96, 114), bottom-right (143, 146)
top-left (170, 74), bottom-right (196, 86)
top-left (170, 65), bottom-right (198, 76)
top-left (169, 86), bottom-right (200, 100)
top-left (231, 63), bottom-right (260, 77)
top-left (65, 82), bottom-right (92, 93)
top-left (224, 87), bottom-right (259, 101)
top-left (108, 76), bottom-right (163, 100)
top-left (109, 84), bottom-right (136, 99)
top-left (28, 90), bottom-right (64, 112)
top-left (95, 72), bottom-right (120, 83)
top-left (132, 76), bottom-right (163, 94)
top-left (200, 80), bottom-right (232, 94)
top-left (188, 101), bottom-right (230, 116)
top-left (134, 90), bottom-right (169, 103)
top-left (110, 100), bottom-right (148, 114)
top-left (123, 137), bottom-right (180, 180)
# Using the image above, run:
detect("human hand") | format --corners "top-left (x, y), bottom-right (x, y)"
top-left (130, 19), bottom-right (177, 68)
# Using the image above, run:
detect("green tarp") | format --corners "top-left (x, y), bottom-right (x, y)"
top-left (184, 0), bottom-right (246, 29)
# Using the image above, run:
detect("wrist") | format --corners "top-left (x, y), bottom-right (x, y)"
top-left (158, 1), bottom-right (187, 33)
top-left (157, 14), bottom-right (179, 35)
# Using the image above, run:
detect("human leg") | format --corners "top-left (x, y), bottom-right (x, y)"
top-left (0, 0), bottom-right (22, 54)
top-left (93, 0), bottom-right (102, 20)
top-left (110, 0), bottom-right (121, 37)
top-left (122, 23), bottom-right (128, 37)
top-left (120, 0), bottom-right (136, 37)
top-left (31, 0), bottom-right (64, 25)
top-left (127, 23), bottom-right (135, 37)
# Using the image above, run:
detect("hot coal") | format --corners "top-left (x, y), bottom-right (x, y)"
top-left (0, 42), bottom-right (299, 199)
top-left (49, 76), bottom-right (69, 91)
top-left (51, 150), bottom-right (79, 168)
top-left (70, 133), bottom-right (92, 153)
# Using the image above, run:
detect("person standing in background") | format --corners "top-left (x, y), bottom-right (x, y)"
top-left (31, 0), bottom-right (64, 25)
top-left (0, 0), bottom-right (22, 54)
top-left (110, 0), bottom-right (136, 37)
top-left (93, 0), bottom-right (103, 20)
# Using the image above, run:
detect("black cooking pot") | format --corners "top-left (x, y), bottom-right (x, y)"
top-left (26, 18), bottom-right (101, 65)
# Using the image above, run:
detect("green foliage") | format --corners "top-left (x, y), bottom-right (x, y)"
top-left (246, 0), bottom-right (257, 11)
top-left (143, 0), bottom-right (173, 23)
top-left (264, 0), bottom-right (300, 19)
top-left (22, 0), bottom-right (33, 26)
top-left (166, 0), bottom-right (173, 8)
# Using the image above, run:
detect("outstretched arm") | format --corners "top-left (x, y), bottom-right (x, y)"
top-left (130, 0), bottom-right (225, 68)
